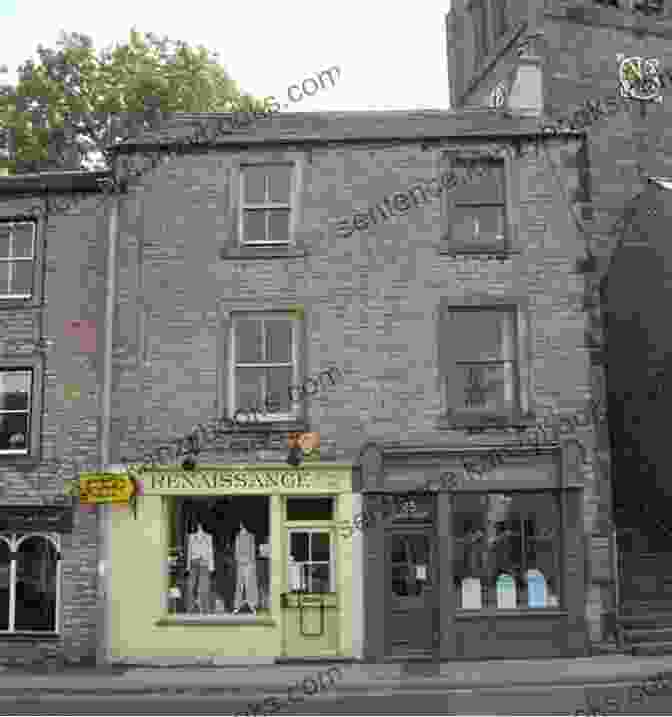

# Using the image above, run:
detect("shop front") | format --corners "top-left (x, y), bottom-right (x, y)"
top-left (359, 442), bottom-right (589, 661)
top-left (108, 463), bottom-right (354, 663)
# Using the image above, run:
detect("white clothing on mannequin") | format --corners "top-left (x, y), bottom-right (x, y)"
top-left (188, 524), bottom-right (214, 572)
top-left (234, 524), bottom-right (258, 611)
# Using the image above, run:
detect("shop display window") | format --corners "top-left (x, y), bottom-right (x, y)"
top-left (452, 492), bottom-right (561, 609)
top-left (0, 533), bottom-right (59, 632)
top-left (167, 497), bottom-right (270, 616)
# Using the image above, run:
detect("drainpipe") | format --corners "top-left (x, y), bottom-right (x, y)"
top-left (96, 190), bottom-right (119, 666)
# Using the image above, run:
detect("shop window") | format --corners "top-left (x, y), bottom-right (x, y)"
top-left (0, 221), bottom-right (36, 299)
top-left (167, 497), bottom-right (270, 616)
top-left (288, 530), bottom-right (333, 593)
top-left (0, 534), bottom-right (59, 633)
top-left (0, 369), bottom-right (32, 454)
top-left (239, 163), bottom-right (292, 246)
top-left (230, 312), bottom-right (300, 422)
top-left (443, 157), bottom-right (507, 253)
top-left (452, 492), bottom-right (561, 609)
top-left (441, 306), bottom-right (521, 420)
top-left (286, 498), bottom-right (334, 521)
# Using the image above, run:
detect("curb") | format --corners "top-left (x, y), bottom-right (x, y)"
top-left (0, 673), bottom-right (670, 698)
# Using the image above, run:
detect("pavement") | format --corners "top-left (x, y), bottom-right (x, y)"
top-left (0, 654), bottom-right (671, 697)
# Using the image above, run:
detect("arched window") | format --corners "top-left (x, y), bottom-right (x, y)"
top-left (0, 538), bottom-right (11, 631)
top-left (0, 534), bottom-right (60, 633)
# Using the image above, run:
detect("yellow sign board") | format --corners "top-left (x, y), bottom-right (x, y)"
top-left (79, 474), bottom-right (135, 504)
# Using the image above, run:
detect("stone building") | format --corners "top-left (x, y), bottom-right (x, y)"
top-left (78, 51), bottom-right (610, 659)
top-left (446, 0), bottom-right (672, 652)
top-left (0, 170), bottom-right (110, 665)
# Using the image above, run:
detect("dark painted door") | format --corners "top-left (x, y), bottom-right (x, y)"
top-left (387, 527), bottom-right (435, 658)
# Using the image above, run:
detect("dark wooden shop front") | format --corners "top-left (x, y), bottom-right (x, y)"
top-left (358, 442), bottom-right (589, 661)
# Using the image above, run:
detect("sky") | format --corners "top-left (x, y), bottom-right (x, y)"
top-left (0, 0), bottom-right (453, 112)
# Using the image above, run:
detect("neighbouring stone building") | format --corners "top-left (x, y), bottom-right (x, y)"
top-left (446, 0), bottom-right (672, 652)
top-left (0, 170), bottom-right (110, 665)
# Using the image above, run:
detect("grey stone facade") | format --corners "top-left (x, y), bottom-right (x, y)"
top-left (0, 176), bottom-right (108, 665)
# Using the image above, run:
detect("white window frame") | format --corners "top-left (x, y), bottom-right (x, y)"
top-left (0, 221), bottom-right (36, 299)
top-left (238, 163), bottom-right (293, 246)
top-left (229, 312), bottom-right (300, 423)
top-left (0, 533), bottom-right (60, 634)
top-left (0, 369), bottom-right (32, 455)
top-left (287, 527), bottom-right (335, 593)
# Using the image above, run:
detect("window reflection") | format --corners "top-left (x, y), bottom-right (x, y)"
top-left (453, 493), bottom-right (561, 609)
top-left (15, 536), bottom-right (57, 631)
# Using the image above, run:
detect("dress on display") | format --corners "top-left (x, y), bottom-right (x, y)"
top-left (234, 524), bottom-right (258, 611)
top-left (187, 525), bottom-right (214, 613)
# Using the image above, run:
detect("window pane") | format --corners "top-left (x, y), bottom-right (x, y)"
top-left (0, 226), bottom-right (10, 259)
top-left (451, 205), bottom-right (505, 244)
top-left (12, 224), bottom-right (34, 258)
top-left (236, 320), bottom-right (263, 363)
top-left (11, 261), bottom-right (33, 295)
top-left (0, 372), bottom-right (30, 411)
top-left (287, 498), bottom-right (334, 521)
top-left (243, 166), bottom-right (267, 203)
top-left (235, 367), bottom-right (265, 413)
top-left (453, 493), bottom-right (561, 609)
top-left (310, 533), bottom-right (330, 562)
top-left (450, 160), bottom-right (504, 203)
top-left (455, 363), bottom-right (516, 411)
top-left (0, 263), bottom-right (10, 295)
top-left (0, 540), bottom-right (10, 630)
top-left (305, 564), bottom-right (330, 593)
top-left (15, 536), bottom-right (57, 631)
top-left (0, 414), bottom-right (29, 451)
top-left (268, 210), bottom-right (290, 243)
top-left (169, 497), bottom-right (270, 615)
top-left (267, 367), bottom-right (293, 412)
top-left (267, 165), bottom-right (291, 203)
top-left (242, 209), bottom-right (266, 243)
top-left (448, 310), bottom-right (511, 363)
top-left (290, 532), bottom-right (309, 563)
top-left (265, 320), bottom-right (292, 363)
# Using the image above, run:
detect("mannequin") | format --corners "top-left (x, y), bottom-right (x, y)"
top-left (233, 522), bottom-right (258, 613)
top-left (187, 523), bottom-right (214, 614)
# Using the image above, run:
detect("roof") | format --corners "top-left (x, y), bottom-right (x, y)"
top-left (109, 109), bottom-right (583, 153)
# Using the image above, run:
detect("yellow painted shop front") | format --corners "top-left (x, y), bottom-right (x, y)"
top-left (108, 464), bottom-right (354, 662)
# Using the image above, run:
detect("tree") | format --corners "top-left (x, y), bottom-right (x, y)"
top-left (0, 29), bottom-right (268, 174)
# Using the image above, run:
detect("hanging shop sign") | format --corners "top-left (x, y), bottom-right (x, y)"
top-left (79, 473), bottom-right (136, 504)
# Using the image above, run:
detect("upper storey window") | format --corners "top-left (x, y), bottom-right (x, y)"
top-left (0, 222), bottom-right (35, 299)
top-left (239, 164), bottom-right (292, 246)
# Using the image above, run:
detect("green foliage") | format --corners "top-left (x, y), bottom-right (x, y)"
top-left (0, 29), bottom-right (267, 174)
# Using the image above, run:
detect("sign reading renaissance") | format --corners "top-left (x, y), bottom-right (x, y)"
top-left (138, 468), bottom-right (331, 494)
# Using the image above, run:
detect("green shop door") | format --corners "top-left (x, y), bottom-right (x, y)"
top-left (281, 528), bottom-right (340, 658)
top-left (387, 527), bottom-right (436, 659)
